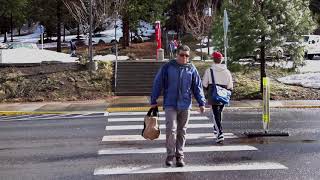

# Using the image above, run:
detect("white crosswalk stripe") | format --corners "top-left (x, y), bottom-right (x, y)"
top-left (102, 133), bottom-right (238, 142)
top-left (94, 162), bottom-right (288, 175)
top-left (106, 111), bottom-right (201, 117)
top-left (98, 145), bottom-right (258, 155)
top-left (94, 111), bottom-right (288, 176)
top-left (107, 116), bottom-right (208, 122)
top-left (105, 123), bottom-right (214, 130)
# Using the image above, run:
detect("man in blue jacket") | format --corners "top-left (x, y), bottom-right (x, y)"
top-left (150, 45), bottom-right (206, 167)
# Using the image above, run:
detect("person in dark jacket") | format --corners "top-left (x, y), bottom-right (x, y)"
top-left (69, 40), bottom-right (77, 57)
top-left (150, 45), bottom-right (206, 167)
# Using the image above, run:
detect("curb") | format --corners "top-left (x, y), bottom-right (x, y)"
top-left (272, 105), bottom-right (320, 109)
top-left (1, 105), bottom-right (319, 116)
top-left (0, 111), bottom-right (67, 116)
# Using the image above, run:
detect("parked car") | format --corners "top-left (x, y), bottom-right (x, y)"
top-left (0, 42), bottom-right (8, 49)
top-left (302, 35), bottom-right (320, 60)
top-left (254, 46), bottom-right (284, 60)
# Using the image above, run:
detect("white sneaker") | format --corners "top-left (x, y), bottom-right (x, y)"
top-left (213, 126), bottom-right (218, 137)
top-left (213, 130), bottom-right (218, 137)
top-left (216, 133), bottom-right (224, 143)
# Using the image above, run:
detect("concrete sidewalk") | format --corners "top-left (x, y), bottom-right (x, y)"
top-left (0, 96), bottom-right (320, 115)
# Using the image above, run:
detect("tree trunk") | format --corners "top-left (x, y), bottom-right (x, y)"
top-left (122, 14), bottom-right (130, 48)
top-left (4, 32), bottom-right (7, 43)
top-left (259, 1), bottom-right (267, 94)
top-left (10, 12), bottom-right (13, 42)
top-left (260, 35), bottom-right (266, 93)
top-left (200, 40), bottom-right (203, 61)
top-left (207, 33), bottom-right (210, 55)
top-left (56, 0), bottom-right (62, 52)
top-left (77, 24), bottom-right (80, 40)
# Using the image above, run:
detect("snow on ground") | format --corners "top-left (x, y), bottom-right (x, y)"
top-left (239, 59), bottom-right (320, 73)
top-left (195, 47), bottom-right (214, 55)
top-left (2, 20), bottom-right (154, 48)
top-left (262, 59), bottom-right (320, 89)
top-left (192, 56), bottom-right (202, 61)
top-left (278, 73), bottom-right (320, 89)
top-left (0, 48), bottom-right (78, 63)
top-left (298, 60), bottom-right (320, 73)
top-left (266, 60), bottom-right (320, 73)
top-left (0, 20), bottom-right (154, 64)
top-left (195, 37), bottom-right (215, 55)
top-left (93, 54), bottom-right (129, 61)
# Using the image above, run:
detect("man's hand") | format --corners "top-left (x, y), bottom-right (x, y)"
top-left (199, 106), bottom-right (205, 114)
top-left (151, 104), bottom-right (158, 108)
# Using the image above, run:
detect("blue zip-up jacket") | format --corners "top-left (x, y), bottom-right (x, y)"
top-left (150, 60), bottom-right (206, 110)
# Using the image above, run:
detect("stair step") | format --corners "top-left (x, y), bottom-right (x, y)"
top-left (114, 61), bottom-right (167, 96)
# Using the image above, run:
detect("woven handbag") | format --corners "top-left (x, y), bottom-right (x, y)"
top-left (141, 107), bottom-right (160, 140)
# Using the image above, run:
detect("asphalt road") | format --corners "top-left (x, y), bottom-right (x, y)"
top-left (0, 109), bottom-right (319, 180)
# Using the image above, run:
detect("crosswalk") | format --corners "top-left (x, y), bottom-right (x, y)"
top-left (0, 113), bottom-right (104, 121)
top-left (94, 111), bottom-right (288, 176)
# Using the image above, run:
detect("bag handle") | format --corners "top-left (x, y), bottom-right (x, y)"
top-left (147, 106), bottom-right (159, 117)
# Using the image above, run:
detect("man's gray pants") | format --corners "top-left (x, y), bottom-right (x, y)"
top-left (165, 108), bottom-right (190, 158)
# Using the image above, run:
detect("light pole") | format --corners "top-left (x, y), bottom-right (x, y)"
top-left (114, 11), bottom-right (119, 92)
top-left (204, 3), bottom-right (212, 56)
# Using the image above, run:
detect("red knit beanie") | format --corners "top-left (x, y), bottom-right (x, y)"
top-left (212, 51), bottom-right (223, 60)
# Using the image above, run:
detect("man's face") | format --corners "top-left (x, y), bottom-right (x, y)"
top-left (177, 50), bottom-right (190, 64)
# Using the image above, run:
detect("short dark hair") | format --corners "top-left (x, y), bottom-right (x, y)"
top-left (177, 44), bottom-right (190, 52)
top-left (214, 58), bottom-right (223, 64)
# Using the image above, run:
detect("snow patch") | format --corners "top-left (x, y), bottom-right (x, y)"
top-left (278, 73), bottom-right (320, 89)
top-left (93, 54), bottom-right (129, 61)
top-left (0, 48), bottom-right (78, 63)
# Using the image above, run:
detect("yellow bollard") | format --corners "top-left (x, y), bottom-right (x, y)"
top-left (245, 77), bottom-right (289, 137)
top-left (262, 77), bottom-right (270, 132)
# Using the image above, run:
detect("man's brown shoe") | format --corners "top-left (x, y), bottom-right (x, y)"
top-left (165, 156), bottom-right (174, 166)
top-left (176, 157), bottom-right (185, 167)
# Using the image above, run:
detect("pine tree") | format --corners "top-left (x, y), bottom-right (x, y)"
top-left (212, 0), bottom-right (315, 92)
top-left (0, 0), bottom-right (28, 42)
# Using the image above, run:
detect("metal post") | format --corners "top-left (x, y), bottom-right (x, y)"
top-left (245, 76), bottom-right (289, 137)
top-left (114, 11), bottom-right (118, 92)
top-left (224, 35), bottom-right (227, 67)
top-left (223, 9), bottom-right (229, 67)
top-left (41, 33), bottom-right (44, 50)
top-left (40, 25), bottom-right (44, 50)
top-left (262, 77), bottom-right (270, 132)
top-left (88, 0), bottom-right (93, 69)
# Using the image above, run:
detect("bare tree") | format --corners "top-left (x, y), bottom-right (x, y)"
top-left (62, 0), bottom-right (124, 33)
top-left (181, 0), bottom-right (214, 60)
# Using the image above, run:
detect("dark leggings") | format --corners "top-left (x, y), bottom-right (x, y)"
top-left (212, 104), bottom-right (224, 135)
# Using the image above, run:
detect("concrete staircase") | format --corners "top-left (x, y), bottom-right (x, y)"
top-left (114, 61), bottom-right (166, 96)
